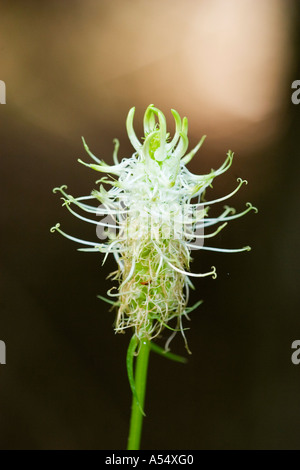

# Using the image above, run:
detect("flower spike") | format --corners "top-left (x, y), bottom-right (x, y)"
top-left (51, 105), bottom-right (257, 350)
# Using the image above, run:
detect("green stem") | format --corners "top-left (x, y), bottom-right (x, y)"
top-left (127, 337), bottom-right (151, 450)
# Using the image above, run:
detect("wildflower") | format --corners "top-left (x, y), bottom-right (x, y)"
top-left (51, 104), bottom-right (257, 350)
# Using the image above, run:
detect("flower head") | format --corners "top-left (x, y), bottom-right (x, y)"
top-left (51, 105), bottom-right (257, 350)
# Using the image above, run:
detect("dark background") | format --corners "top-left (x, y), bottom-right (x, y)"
top-left (1, 0), bottom-right (300, 449)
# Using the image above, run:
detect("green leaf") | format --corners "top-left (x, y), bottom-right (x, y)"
top-left (150, 342), bottom-right (187, 364)
top-left (184, 300), bottom-right (203, 315)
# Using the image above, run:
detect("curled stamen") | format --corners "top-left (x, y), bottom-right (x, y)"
top-left (184, 222), bottom-right (228, 240)
top-left (167, 262), bottom-right (217, 279)
top-left (62, 199), bottom-right (118, 228)
top-left (53, 185), bottom-right (68, 194)
top-left (108, 287), bottom-right (136, 297)
top-left (50, 223), bottom-right (102, 247)
top-left (196, 202), bottom-right (258, 228)
top-left (246, 202), bottom-right (258, 213)
top-left (193, 178), bottom-right (247, 207)
top-left (213, 150), bottom-right (234, 176)
top-left (198, 245), bottom-right (251, 253)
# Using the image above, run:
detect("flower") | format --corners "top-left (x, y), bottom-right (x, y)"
top-left (51, 104), bottom-right (257, 350)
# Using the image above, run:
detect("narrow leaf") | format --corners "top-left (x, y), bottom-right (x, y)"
top-left (150, 342), bottom-right (188, 364)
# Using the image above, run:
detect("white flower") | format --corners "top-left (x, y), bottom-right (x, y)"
top-left (51, 105), bottom-right (257, 350)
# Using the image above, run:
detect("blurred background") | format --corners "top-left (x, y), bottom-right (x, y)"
top-left (1, 0), bottom-right (300, 449)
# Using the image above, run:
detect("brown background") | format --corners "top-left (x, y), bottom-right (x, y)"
top-left (1, 0), bottom-right (300, 449)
